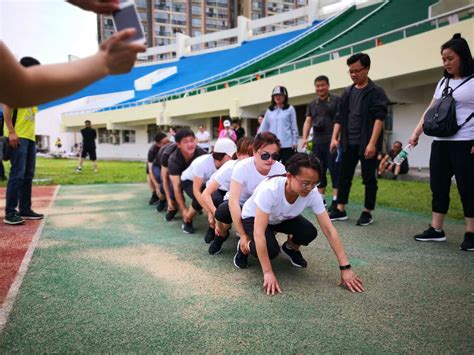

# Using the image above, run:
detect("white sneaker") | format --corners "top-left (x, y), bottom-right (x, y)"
top-left (75, 167), bottom-right (82, 173)
top-left (94, 169), bottom-right (98, 173)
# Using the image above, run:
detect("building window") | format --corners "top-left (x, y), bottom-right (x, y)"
top-left (385, 104), bottom-right (394, 132)
top-left (35, 135), bottom-right (50, 152)
top-left (122, 130), bottom-right (136, 143)
top-left (98, 128), bottom-right (121, 145)
top-left (147, 124), bottom-right (160, 143)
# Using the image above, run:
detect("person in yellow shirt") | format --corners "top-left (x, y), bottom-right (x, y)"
top-left (3, 57), bottom-right (43, 225)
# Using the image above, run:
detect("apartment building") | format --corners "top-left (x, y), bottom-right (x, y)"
top-left (97, 0), bottom-right (309, 49)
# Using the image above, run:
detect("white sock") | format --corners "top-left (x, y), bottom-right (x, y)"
top-left (332, 196), bottom-right (337, 201)
top-left (434, 228), bottom-right (443, 233)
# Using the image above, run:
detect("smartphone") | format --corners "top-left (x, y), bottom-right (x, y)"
top-left (112, 1), bottom-right (146, 44)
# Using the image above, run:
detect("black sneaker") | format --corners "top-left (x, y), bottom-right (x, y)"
top-left (156, 199), bottom-right (167, 212)
top-left (208, 232), bottom-right (229, 255)
top-left (329, 208), bottom-right (348, 221)
top-left (204, 227), bottom-right (215, 244)
top-left (233, 240), bottom-right (248, 269)
top-left (20, 210), bottom-right (44, 220)
top-left (414, 226), bottom-right (446, 242)
top-left (4, 213), bottom-right (25, 225)
top-left (356, 211), bottom-right (373, 226)
top-left (281, 241), bottom-right (307, 268)
top-left (460, 232), bottom-right (474, 251)
top-left (323, 199), bottom-right (327, 208)
top-left (181, 221), bottom-right (195, 234)
top-left (149, 193), bottom-right (159, 205)
top-left (328, 200), bottom-right (337, 214)
top-left (165, 209), bottom-right (178, 222)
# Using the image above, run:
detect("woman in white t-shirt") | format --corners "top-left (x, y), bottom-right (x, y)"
top-left (211, 132), bottom-right (286, 255)
top-left (239, 153), bottom-right (364, 295)
top-left (409, 33), bottom-right (474, 251)
top-left (201, 137), bottom-right (254, 245)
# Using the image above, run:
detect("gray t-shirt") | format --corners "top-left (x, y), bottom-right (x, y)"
top-left (347, 87), bottom-right (365, 144)
top-left (305, 94), bottom-right (340, 144)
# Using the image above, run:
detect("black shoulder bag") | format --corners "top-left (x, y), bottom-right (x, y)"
top-left (423, 75), bottom-right (473, 137)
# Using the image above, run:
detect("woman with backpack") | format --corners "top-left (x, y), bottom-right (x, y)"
top-left (408, 33), bottom-right (474, 251)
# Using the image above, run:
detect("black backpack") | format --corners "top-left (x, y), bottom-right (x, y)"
top-left (423, 75), bottom-right (473, 137)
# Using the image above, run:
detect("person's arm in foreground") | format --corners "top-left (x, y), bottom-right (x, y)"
top-left (202, 180), bottom-right (220, 229)
top-left (316, 212), bottom-right (364, 292)
top-left (408, 97), bottom-right (436, 147)
top-left (229, 180), bottom-right (249, 248)
top-left (161, 167), bottom-right (174, 210)
top-left (0, 29), bottom-right (145, 108)
top-left (1, 105), bottom-right (19, 149)
top-left (254, 207), bottom-right (281, 295)
top-left (67, 0), bottom-right (119, 14)
top-left (302, 116), bottom-right (313, 149)
top-left (170, 175), bottom-right (189, 219)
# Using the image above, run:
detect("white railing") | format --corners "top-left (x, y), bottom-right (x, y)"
top-left (63, 4), bottom-right (473, 117)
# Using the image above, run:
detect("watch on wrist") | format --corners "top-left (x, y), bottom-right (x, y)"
top-left (339, 264), bottom-right (351, 270)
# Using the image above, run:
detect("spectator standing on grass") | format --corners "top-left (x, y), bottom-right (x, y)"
top-left (329, 53), bottom-right (389, 226)
top-left (408, 33), bottom-right (474, 251)
top-left (76, 120), bottom-right (98, 173)
top-left (377, 141), bottom-right (409, 179)
top-left (196, 125), bottom-right (211, 152)
top-left (302, 75), bottom-right (341, 212)
top-left (258, 86), bottom-right (299, 164)
top-left (233, 119), bottom-right (245, 141)
top-left (2, 57), bottom-right (44, 225)
top-left (219, 120), bottom-right (237, 142)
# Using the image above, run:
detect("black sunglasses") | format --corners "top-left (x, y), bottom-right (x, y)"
top-left (260, 152), bottom-right (280, 161)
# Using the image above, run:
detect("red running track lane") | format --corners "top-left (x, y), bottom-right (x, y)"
top-left (0, 186), bottom-right (58, 305)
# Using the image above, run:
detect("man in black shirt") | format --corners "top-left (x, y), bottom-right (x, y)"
top-left (158, 142), bottom-right (179, 220)
top-left (233, 119), bottom-right (245, 141)
top-left (378, 141), bottom-right (409, 179)
top-left (302, 75), bottom-right (340, 212)
top-left (76, 120), bottom-right (98, 173)
top-left (147, 132), bottom-right (169, 206)
top-left (329, 53), bottom-right (389, 226)
top-left (168, 128), bottom-right (206, 234)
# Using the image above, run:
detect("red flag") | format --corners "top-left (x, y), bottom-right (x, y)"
top-left (218, 116), bottom-right (223, 134)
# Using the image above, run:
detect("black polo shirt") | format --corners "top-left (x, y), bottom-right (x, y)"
top-left (305, 94), bottom-right (340, 145)
top-left (168, 147), bottom-right (206, 176)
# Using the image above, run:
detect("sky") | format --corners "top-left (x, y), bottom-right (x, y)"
top-left (0, 0), bottom-right (99, 64)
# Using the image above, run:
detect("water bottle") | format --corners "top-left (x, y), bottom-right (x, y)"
top-left (393, 144), bottom-right (413, 165)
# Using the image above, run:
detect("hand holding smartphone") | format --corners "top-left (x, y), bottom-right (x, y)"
top-left (112, 0), bottom-right (146, 44)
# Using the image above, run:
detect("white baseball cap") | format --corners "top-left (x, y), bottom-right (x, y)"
top-left (223, 120), bottom-right (231, 127)
top-left (213, 138), bottom-right (237, 157)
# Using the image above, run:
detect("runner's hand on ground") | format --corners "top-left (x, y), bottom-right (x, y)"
top-left (263, 272), bottom-right (282, 295)
top-left (339, 270), bottom-right (364, 293)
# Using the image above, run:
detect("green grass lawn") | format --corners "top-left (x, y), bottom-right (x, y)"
top-left (0, 157), bottom-right (464, 220)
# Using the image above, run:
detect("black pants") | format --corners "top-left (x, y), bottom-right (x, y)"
top-left (0, 160), bottom-right (5, 178)
top-left (430, 140), bottom-right (474, 217)
top-left (242, 216), bottom-right (318, 259)
top-left (337, 144), bottom-right (378, 210)
top-left (312, 142), bottom-right (340, 189)
top-left (211, 189), bottom-right (227, 208)
top-left (280, 147), bottom-right (296, 165)
top-left (181, 180), bottom-right (203, 211)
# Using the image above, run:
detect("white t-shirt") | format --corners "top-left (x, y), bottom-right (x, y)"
top-left (207, 159), bottom-right (237, 191)
top-left (181, 154), bottom-right (216, 182)
top-left (230, 156), bottom-right (286, 204)
top-left (433, 76), bottom-right (474, 141)
top-left (196, 130), bottom-right (211, 149)
top-left (241, 176), bottom-right (326, 224)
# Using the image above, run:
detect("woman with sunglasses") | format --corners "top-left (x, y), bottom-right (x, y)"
top-left (212, 132), bottom-right (286, 256)
top-left (201, 137), bottom-right (254, 249)
top-left (258, 86), bottom-right (299, 163)
top-left (239, 153), bottom-right (364, 295)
